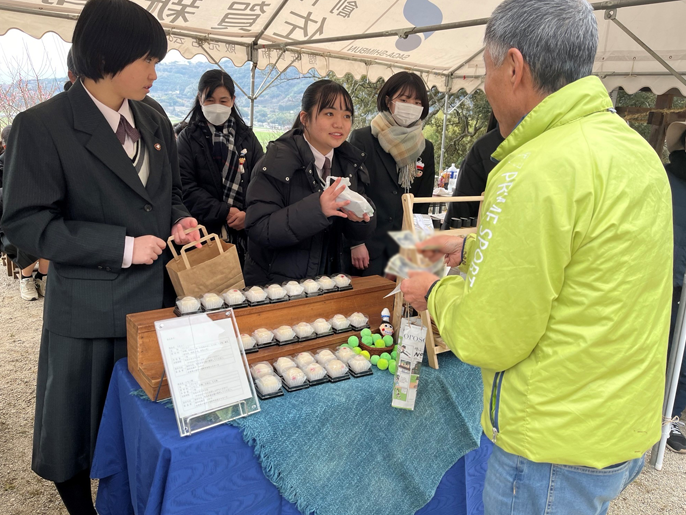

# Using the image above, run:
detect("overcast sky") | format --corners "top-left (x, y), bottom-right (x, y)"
top-left (0, 29), bottom-right (194, 83)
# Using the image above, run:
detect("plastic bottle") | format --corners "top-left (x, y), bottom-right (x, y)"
top-left (447, 163), bottom-right (459, 192)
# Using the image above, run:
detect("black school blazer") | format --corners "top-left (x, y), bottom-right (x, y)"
top-left (1, 80), bottom-right (189, 339)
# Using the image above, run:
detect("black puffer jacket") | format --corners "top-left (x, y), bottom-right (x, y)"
top-left (667, 150), bottom-right (686, 288)
top-left (244, 129), bottom-right (376, 285)
top-left (177, 119), bottom-right (264, 237)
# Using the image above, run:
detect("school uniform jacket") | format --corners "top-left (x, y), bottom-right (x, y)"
top-left (1, 79), bottom-right (189, 339)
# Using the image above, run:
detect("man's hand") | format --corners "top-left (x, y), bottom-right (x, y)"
top-left (417, 234), bottom-right (466, 268)
top-left (341, 208), bottom-right (371, 223)
top-left (319, 178), bottom-right (350, 218)
top-left (171, 217), bottom-right (201, 248)
top-left (227, 208), bottom-right (246, 231)
top-left (351, 244), bottom-right (370, 270)
top-left (400, 271), bottom-right (440, 312)
top-left (132, 235), bottom-right (166, 265)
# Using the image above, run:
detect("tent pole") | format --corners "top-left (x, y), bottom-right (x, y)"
top-left (250, 59), bottom-right (257, 129)
top-left (650, 273), bottom-right (686, 470)
top-left (605, 10), bottom-right (686, 88)
top-left (439, 78), bottom-right (451, 173)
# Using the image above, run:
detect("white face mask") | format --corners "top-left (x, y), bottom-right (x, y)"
top-left (391, 101), bottom-right (424, 127)
top-left (202, 104), bottom-right (232, 126)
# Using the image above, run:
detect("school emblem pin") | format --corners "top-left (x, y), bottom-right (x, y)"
top-left (154, 143), bottom-right (161, 151)
top-left (416, 158), bottom-right (424, 177)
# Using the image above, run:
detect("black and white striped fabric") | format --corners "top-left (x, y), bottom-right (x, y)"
top-left (203, 118), bottom-right (243, 209)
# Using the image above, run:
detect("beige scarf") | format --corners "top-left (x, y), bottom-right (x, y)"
top-left (370, 111), bottom-right (425, 190)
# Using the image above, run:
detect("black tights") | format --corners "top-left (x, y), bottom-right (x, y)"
top-left (54, 470), bottom-right (96, 515)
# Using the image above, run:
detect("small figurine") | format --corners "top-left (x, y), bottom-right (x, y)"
top-left (379, 322), bottom-right (394, 337)
top-left (238, 148), bottom-right (248, 174)
top-left (381, 308), bottom-right (391, 323)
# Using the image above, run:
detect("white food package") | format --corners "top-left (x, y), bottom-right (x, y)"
top-left (325, 176), bottom-right (374, 218)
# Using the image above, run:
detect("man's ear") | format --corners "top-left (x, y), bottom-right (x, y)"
top-left (507, 48), bottom-right (526, 91)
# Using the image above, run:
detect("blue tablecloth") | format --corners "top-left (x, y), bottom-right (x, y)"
top-left (91, 360), bottom-right (492, 515)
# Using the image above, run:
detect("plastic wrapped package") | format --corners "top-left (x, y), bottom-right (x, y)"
top-left (284, 280), bottom-right (305, 297)
top-left (348, 355), bottom-right (372, 374)
top-left (312, 318), bottom-right (332, 335)
top-left (347, 312), bottom-right (368, 328)
top-left (240, 334), bottom-right (256, 350)
top-left (274, 356), bottom-right (297, 375)
top-left (244, 286), bottom-right (268, 303)
top-left (282, 366), bottom-right (307, 388)
top-left (315, 348), bottom-right (336, 365)
top-left (333, 273), bottom-right (352, 289)
top-left (302, 362), bottom-right (327, 382)
top-left (335, 346), bottom-right (355, 363)
top-left (316, 275), bottom-right (336, 291)
top-left (176, 296), bottom-right (201, 314)
top-left (254, 374), bottom-right (282, 395)
top-left (293, 322), bottom-right (315, 339)
top-left (252, 328), bottom-right (275, 345)
top-left (250, 362), bottom-right (274, 379)
top-left (325, 359), bottom-right (348, 378)
top-left (301, 279), bottom-right (321, 295)
top-left (330, 314), bottom-right (350, 331)
top-left (222, 289), bottom-right (246, 306)
top-left (294, 351), bottom-right (316, 368)
top-left (200, 293), bottom-right (224, 310)
top-left (266, 284), bottom-right (287, 301)
top-left (274, 325), bottom-right (296, 343)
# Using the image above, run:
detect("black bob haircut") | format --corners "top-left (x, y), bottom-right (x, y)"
top-left (292, 80), bottom-right (354, 130)
top-left (376, 72), bottom-right (430, 120)
top-left (185, 69), bottom-right (247, 129)
top-left (72, 0), bottom-right (167, 81)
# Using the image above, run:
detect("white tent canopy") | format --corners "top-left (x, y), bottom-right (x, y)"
top-left (1, 0), bottom-right (685, 97)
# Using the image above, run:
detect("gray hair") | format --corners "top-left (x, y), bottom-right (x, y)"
top-left (1, 125), bottom-right (11, 147)
top-left (484, 0), bottom-right (598, 94)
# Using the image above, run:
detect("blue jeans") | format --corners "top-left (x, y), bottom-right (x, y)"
top-left (483, 446), bottom-right (644, 515)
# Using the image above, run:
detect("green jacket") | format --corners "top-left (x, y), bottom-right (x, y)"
top-left (428, 76), bottom-right (673, 468)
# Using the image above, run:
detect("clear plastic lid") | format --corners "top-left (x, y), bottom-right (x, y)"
top-left (250, 361), bottom-right (274, 379)
top-left (176, 296), bottom-right (201, 314)
top-left (266, 284), bottom-right (287, 300)
top-left (315, 348), bottom-right (336, 365)
top-left (252, 328), bottom-right (275, 344)
top-left (254, 373), bottom-right (282, 395)
top-left (222, 288), bottom-right (246, 306)
top-left (293, 322), bottom-right (315, 339)
top-left (311, 318), bottom-right (332, 334)
top-left (274, 325), bottom-right (296, 342)
top-left (335, 346), bottom-right (355, 363)
top-left (283, 280), bottom-right (305, 297)
top-left (332, 273), bottom-right (352, 288)
top-left (294, 351), bottom-right (316, 368)
top-left (302, 362), bottom-right (327, 381)
top-left (325, 359), bottom-right (349, 378)
top-left (200, 293), bottom-right (224, 310)
top-left (348, 354), bottom-right (372, 373)
top-left (315, 275), bottom-right (336, 291)
top-left (329, 314), bottom-right (350, 330)
top-left (244, 286), bottom-right (268, 303)
top-left (282, 366), bottom-right (307, 387)
top-left (240, 333), bottom-right (256, 349)
top-left (300, 278), bottom-right (322, 294)
top-left (273, 356), bottom-right (297, 375)
top-left (347, 312), bottom-right (368, 328)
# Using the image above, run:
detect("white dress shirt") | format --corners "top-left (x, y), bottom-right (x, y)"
top-left (303, 134), bottom-right (334, 183)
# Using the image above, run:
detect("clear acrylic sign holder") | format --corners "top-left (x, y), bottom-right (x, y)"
top-left (154, 309), bottom-right (260, 437)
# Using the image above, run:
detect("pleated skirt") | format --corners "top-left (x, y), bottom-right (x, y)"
top-left (31, 328), bottom-right (126, 483)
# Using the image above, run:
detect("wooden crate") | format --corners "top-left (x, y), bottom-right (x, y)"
top-left (127, 276), bottom-right (395, 400)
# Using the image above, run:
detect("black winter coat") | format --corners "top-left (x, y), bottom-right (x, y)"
top-left (667, 150), bottom-right (686, 288)
top-left (441, 127), bottom-right (504, 229)
top-left (348, 126), bottom-right (435, 276)
top-left (244, 129), bottom-right (376, 285)
top-left (177, 119), bottom-right (264, 237)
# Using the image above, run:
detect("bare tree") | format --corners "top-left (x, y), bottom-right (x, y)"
top-left (0, 41), bottom-right (61, 129)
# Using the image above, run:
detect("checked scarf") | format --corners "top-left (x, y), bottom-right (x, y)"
top-left (371, 111), bottom-right (425, 190)
top-left (201, 118), bottom-right (243, 209)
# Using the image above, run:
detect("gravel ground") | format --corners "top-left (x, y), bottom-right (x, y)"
top-left (0, 267), bottom-right (685, 514)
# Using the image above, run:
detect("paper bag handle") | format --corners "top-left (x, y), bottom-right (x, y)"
top-left (168, 225), bottom-right (217, 270)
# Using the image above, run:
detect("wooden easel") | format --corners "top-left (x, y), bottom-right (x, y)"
top-left (392, 194), bottom-right (483, 369)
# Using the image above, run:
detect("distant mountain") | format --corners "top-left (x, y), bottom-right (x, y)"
top-left (148, 60), bottom-right (315, 127)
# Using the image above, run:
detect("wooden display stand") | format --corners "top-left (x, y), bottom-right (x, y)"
top-left (392, 194), bottom-right (483, 370)
top-left (127, 275), bottom-right (395, 400)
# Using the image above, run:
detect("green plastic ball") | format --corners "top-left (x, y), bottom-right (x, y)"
top-left (353, 346), bottom-right (362, 354)
top-left (340, 343), bottom-right (350, 349)
top-left (377, 358), bottom-right (389, 370)
top-left (389, 360), bottom-right (397, 374)
top-left (394, 345), bottom-right (398, 353)
top-left (361, 335), bottom-right (373, 346)
top-left (372, 333), bottom-right (382, 342)
top-left (361, 350), bottom-right (371, 359)
top-left (391, 351), bottom-right (397, 361)
top-left (374, 340), bottom-right (385, 348)
top-left (370, 355), bottom-right (380, 365)
top-left (380, 352), bottom-right (391, 361)
top-left (361, 328), bottom-right (372, 338)
top-left (383, 335), bottom-right (394, 346)
top-left (348, 336), bottom-right (359, 346)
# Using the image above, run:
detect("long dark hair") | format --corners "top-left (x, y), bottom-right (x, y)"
top-left (292, 80), bottom-right (354, 130)
top-left (185, 69), bottom-right (247, 129)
